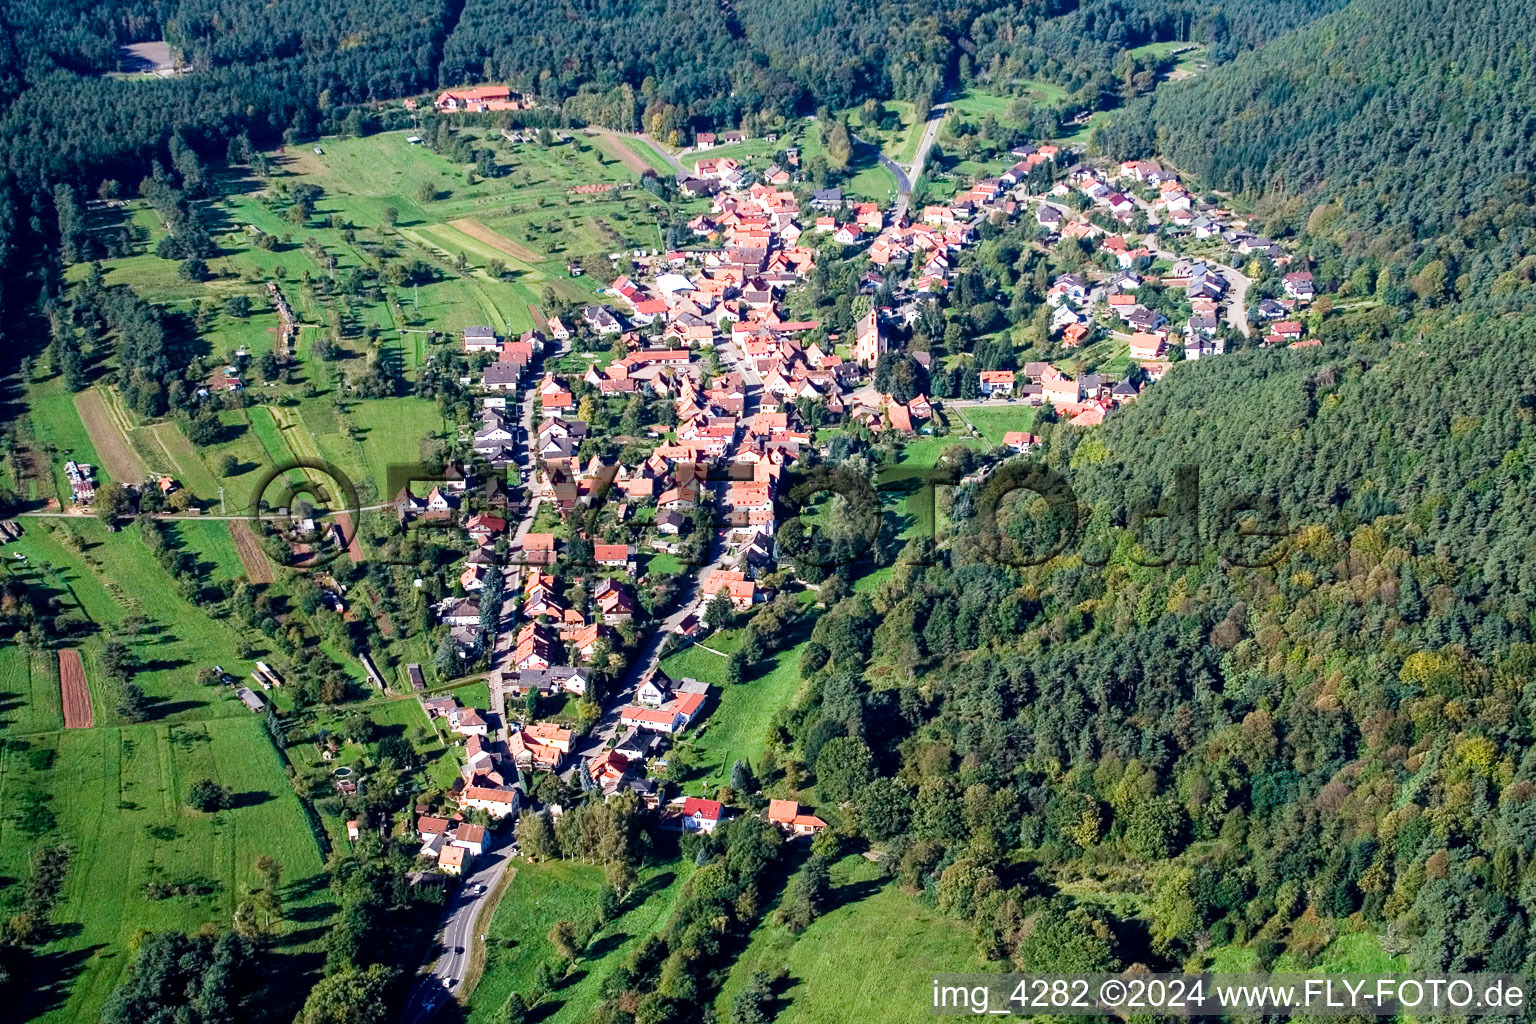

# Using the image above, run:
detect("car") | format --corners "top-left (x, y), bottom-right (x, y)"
top-left (454, 946), bottom-right (464, 954)
top-left (443, 977), bottom-right (455, 989)
top-left (472, 884), bottom-right (485, 894)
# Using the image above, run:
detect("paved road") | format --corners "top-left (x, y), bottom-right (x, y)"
top-left (893, 102), bottom-right (946, 222)
top-left (1143, 233), bottom-right (1252, 337)
top-left (397, 837), bottom-right (516, 1024)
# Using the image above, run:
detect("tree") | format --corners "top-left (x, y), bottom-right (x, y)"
top-left (502, 993), bottom-right (530, 1024)
top-left (116, 682), bottom-right (150, 723)
top-left (1123, 798), bottom-right (1189, 861)
top-left (215, 453), bottom-right (238, 477)
top-left (826, 121), bottom-right (853, 170)
top-left (730, 970), bottom-right (776, 1024)
top-left (94, 482), bottom-right (131, 521)
top-left (548, 919), bottom-right (581, 962)
top-left (706, 590), bottom-right (734, 630)
top-left (516, 810), bottom-right (558, 861)
top-left (296, 963), bottom-right (395, 1024)
top-left (186, 778), bottom-right (232, 812)
top-left (775, 855), bottom-right (830, 932)
top-left (177, 258), bottom-right (208, 282)
top-left (381, 206), bottom-right (399, 229)
top-left (814, 736), bottom-right (875, 803)
top-left (416, 181), bottom-right (438, 204)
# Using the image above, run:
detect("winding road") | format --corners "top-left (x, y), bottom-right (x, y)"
top-left (886, 102), bottom-right (945, 223)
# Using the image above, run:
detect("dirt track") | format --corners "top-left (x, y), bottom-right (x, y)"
top-left (75, 388), bottom-right (147, 484)
top-left (228, 519), bottom-right (275, 583)
top-left (331, 511), bottom-right (364, 563)
top-left (58, 649), bottom-right (93, 729)
top-left (448, 218), bottom-right (545, 263)
top-left (590, 132), bottom-right (650, 175)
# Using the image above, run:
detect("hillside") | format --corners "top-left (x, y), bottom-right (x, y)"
top-left (1093, 0), bottom-right (1536, 285)
top-left (770, 314), bottom-right (1536, 978)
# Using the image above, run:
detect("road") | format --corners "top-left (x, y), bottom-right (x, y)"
top-left (1142, 233), bottom-right (1252, 337)
top-left (396, 837), bottom-right (517, 1024)
top-left (889, 102), bottom-right (946, 223)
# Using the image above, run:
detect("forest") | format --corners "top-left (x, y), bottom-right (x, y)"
top-left (1092, 0), bottom-right (1536, 300)
top-left (758, 311), bottom-right (1536, 978)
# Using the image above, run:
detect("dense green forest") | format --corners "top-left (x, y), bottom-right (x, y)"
top-left (768, 313), bottom-right (1536, 976)
top-left (1093, 0), bottom-right (1536, 298)
top-left (5, 0), bottom-right (1536, 1018)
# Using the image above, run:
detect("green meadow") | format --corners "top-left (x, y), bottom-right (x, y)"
top-left (0, 717), bottom-right (331, 1024)
top-left (466, 859), bottom-right (693, 1024)
top-left (715, 855), bottom-right (986, 1024)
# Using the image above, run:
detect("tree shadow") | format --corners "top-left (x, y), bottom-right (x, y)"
top-left (585, 931), bottom-right (628, 959)
top-left (827, 877), bottom-right (884, 912)
top-left (227, 789), bottom-right (275, 809)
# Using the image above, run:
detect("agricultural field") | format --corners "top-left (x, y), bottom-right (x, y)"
top-left (715, 855), bottom-right (986, 1023)
top-left (1, 517), bottom-right (266, 722)
top-left (38, 124), bottom-right (700, 519)
top-left (0, 717), bottom-right (331, 1024)
top-left (466, 859), bottom-right (692, 1024)
top-left (0, 644), bottom-right (64, 735)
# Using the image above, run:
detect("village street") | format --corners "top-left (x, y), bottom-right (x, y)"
top-left (397, 837), bottom-right (517, 1024)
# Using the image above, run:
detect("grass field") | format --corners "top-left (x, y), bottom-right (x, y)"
top-left (0, 717), bottom-right (330, 1024)
top-left (715, 855), bottom-right (986, 1023)
top-left (0, 644), bottom-right (64, 735)
top-left (466, 859), bottom-right (693, 1024)
top-left (662, 606), bottom-right (818, 794)
top-left (5, 518), bottom-right (258, 723)
top-left (954, 404), bottom-right (1040, 445)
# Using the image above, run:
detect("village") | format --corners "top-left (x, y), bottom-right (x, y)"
top-left (369, 114), bottom-right (1316, 884)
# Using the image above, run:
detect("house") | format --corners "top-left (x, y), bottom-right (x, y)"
top-left (436, 85), bottom-right (524, 112)
top-left (451, 822), bottom-right (486, 856)
top-left (440, 598), bottom-right (480, 627)
top-left (636, 670), bottom-right (672, 708)
top-left (1003, 431), bottom-right (1040, 453)
top-left (438, 844), bottom-right (466, 875)
top-left (1128, 333), bottom-right (1165, 360)
top-left (465, 513), bottom-right (507, 545)
top-left (514, 666), bottom-right (590, 697)
top-left (460, 785), bottom-right (519, 818)
top-left (463, 326), bottom-right (499, 352)
top-left (1283, 271), bottom-right (1315, 302)
top-left (978, 370), bottom-right (1015, 396)
top-left (811, 188), bottom-right (843, 210)
top-left (1272, 320), bottom-right (1304, 342)
top-left (678, 796), bottom-right (724, 833)
top-left (654, 509), bottom-right (688, 536)
top-left (582, 305), bottom-right (623, 335)
top-left (593, 543), bottom-right (634, 570)
top-left (767, 799), bottom-right (828, 837)
top-left (481, 363), bottom-right (522, 392)
top-left (449, 706), bottom-right (489, 737)
top-left (510, 722), bottom-right (572, 771)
